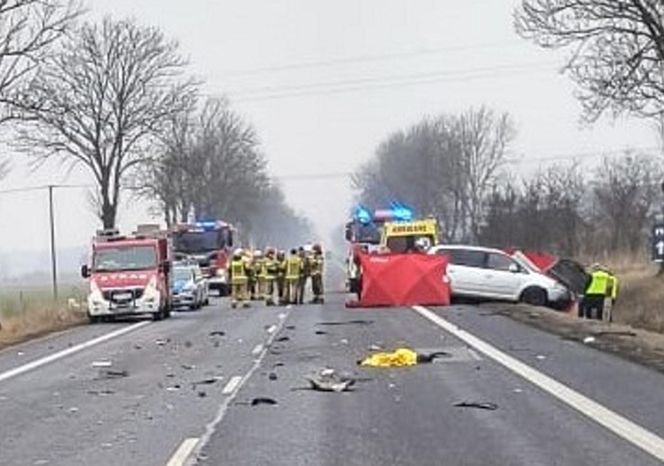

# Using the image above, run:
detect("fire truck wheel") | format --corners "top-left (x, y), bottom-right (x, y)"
top-left (152, 308), bottom-right (165, 321)
top-left (88, 314), bottom-right (101, 324)
top-left (164, 306), bottom-right (172, 319)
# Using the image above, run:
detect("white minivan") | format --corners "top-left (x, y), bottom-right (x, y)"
top-left (428, 245), bottom-right (570, 306)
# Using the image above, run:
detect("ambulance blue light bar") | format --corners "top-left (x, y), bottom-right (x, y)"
top-left (353, 206), bottom-right (372, 224)
top-left (390, 202), bottom-right (413, 221)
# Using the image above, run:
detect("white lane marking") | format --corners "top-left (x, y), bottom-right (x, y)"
top-left (166, 437), bottom-right (199, 466)
top-left (251, 344), bottom-right (263, 356)
top-left (412, 306), bottom-right (664, 462)
top-left (0, 321), bottom-right (150, 384)
top-left (222, 376), bottom-right (242, 395)
top-left (192, 306), bottom-right (294, 461)
top-left (266, 324), bottom-right (277, 334)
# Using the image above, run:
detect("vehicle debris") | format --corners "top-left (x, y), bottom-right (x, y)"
top-left (237, 397), bottom-right (278, 406)
top-left (316, 320), bottom-right (374, 327)
top-left (583, 336), bottom-right (596, 344)
top-left (184, 341), bottom-right (193, 348)
top-left (594, 331), bottom-right (637, 338)
top-left (191, 377), bottom-right (221, 388)
top-left (268, 372), bottom-right (278, 381)
top-left (209, 330), bottom-right (226, 337)
top-left (97, 369), bottom-right (129, 380)
top-left (276, 336), bottom-right (290, 342)
top-left (286, 325), bottom-right (296, 330)
top-left (197, 391), bottom-right (207, 398)
top-left (306, 368), bottom-right (355, 392)
top-left (315, 330), bottom-right (328, 335)
top-left (181, 364), bottom-right (195, 370)
top-left (87, 389), bottom-right (115, 396)
top-left (155, 338), bottom-right (170, 346)
top-left (453, 401), bottom-right (498, 411)
top-left (166, 385), bottom-right (181, 392)
top-left (91, 361), bottom-right (113, 368)
top-left (535, 354), bottom-right (547, 360)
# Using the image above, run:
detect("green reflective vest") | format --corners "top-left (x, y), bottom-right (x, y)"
top-left (586, 270), bottom-right (610, 295)
top-left (230, 260), bottom-right (248, 285)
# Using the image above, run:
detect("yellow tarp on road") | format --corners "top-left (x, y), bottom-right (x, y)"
top-left (360, 347), bottom-right (418, 367)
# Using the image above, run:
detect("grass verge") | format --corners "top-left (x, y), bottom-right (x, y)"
top-left (0, 286), bottom-right (88, 349)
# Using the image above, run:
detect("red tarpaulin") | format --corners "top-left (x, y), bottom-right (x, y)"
top-left (346, 252), bottom-right (450, 308)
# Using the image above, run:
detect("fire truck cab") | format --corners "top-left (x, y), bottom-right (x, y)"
top-left (170, 221), bottom-right (234, 296)
top-left (81, 228), bottom-right (173, 322)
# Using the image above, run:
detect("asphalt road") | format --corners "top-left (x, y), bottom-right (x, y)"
top-left (1, 277), bottom-right (664, 465)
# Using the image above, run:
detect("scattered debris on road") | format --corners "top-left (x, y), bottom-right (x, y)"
top-left (535, 354), bottom-right (547, 360)
top-left (191, 377), bottom-right (222, 388)
top-left (87, 389), bottom-right (115, 396)
top-left (181, 364), bottom-right (195, 370)
top-left (583, 336), bottom-right (596, 344)
top-left (268, 372), bottom-right (278, 381)
top-left (306, 368), bottom-right (355, 393)
top-left (276, 336), bottom-right (290, 342)
top-left (91, 360), bottom-right (112, 368)
top-left (316, 320), bottom-right (374, 327)
top-left (453, 401), bottom-right (498, 411)
top-left (155, 338), bottom-right (170, 346)
top-left (315, 330), bottom-right (328, 335)
top-left (197, 391), bottom-right (207, 398)
top-left (286, 325), bottom-right (296, 330)
top-left (209, 330), bottom-right (226, 337)
top-left (97, 369), bottom-right (129, 380)
top-left (594, 331), bottom-right (637, 338)
top-left (237, 397), bottom-right (278, 406)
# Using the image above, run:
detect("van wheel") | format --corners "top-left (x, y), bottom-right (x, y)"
top-left (152, 308), bottom-right (165, 321)
top-left (521, 287), bottom-right (547, 307)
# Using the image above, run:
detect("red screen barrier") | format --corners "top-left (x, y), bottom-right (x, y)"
top-left (347, 252), bottom-right (450, 308)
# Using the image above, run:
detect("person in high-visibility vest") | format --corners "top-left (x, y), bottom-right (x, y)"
top-left (284, 249), bottom-right (302, 305)
top-left (254, 250), bottom-right (267, 303)
top-left (229, 249), bottom-right (250, 309)
top-left (580, 264), bottom-right (610, 320)
top-left (604, 269), bottom-right (620, 322)
top-left (275, 250), bottom-right (287, 305)
top-left (310, 244), bottom-right (325, 304)
top-left (296, 247), bottom-right (311, 305)
top-left (262, 248), bottom-right (278, 306)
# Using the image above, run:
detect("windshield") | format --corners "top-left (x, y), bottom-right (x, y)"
top-left (352, 223), bottom-right (382, 244)
top-left (173, 267), bottom-right (192, 282)
top-left (93, 246), bottom-right (157, 272)
top-left (386, 235), bottom-right (434, 253)
top-left (174, 230), bottom-right (224, 254)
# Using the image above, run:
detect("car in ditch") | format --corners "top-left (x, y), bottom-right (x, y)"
top-left (428, 245), bottom-right (571, 307)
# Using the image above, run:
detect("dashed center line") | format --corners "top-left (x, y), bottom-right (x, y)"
top-left (251, 344), bottom-right (264, 356)
top-left (222, 376), bottom-right (243, 395)
top-left (266, 324), bottom-right (277, 334)
top-left (166, 437), bottom-right (199, 466)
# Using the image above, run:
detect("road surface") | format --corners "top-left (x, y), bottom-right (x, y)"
top-left (1, 275), bottom-right (664, 465)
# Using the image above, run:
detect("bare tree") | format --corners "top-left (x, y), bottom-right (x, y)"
top-left (0, 0), bottom-right (80, 109)
top-left (455, 106), bottom-right (514, 240)
top-left (515, 0), bottom-right (664, 121)
top-left (593, 152), bottom-right (661, 254)
top-left (11, 17), bottom-right (196, 228)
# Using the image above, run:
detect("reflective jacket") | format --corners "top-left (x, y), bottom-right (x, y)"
top-left (229, 259), bottom-right (248, 285)
top-left (310, 254), bottom-right (324, 276)
top-left (586, 270), bottom-right (610, 295)
top-left (286, 256), bottom-right (302, 280)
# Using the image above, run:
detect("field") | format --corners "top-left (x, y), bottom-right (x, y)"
top-left (611, 261), bottom-right (664, 333)
top-left (0, 283), bottom-right (88, 348)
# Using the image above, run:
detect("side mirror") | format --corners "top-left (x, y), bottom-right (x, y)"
top-left (81, 264), bottom-right (90, 279)
top-left (509, 263), bottom-right (520, 273)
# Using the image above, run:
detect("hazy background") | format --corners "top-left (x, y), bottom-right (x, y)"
top-left (0, 0), bottom-right (656, 277)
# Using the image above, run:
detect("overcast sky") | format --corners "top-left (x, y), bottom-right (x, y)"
top-left (0, 0), bottom-right (658, 274)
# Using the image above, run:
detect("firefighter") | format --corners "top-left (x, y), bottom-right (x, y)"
top-left (310, 243), bottom-right (325, 304)
top-left (296, 247), bottom-right (311, 305)
top-left (285, 249), bottom-right (302, 305)
top-left (580, 264), bottom-right (610, 320)
top-left (263, 248), bottom-right (278, 306)
top-left (244, 250), bottom-right (257, 300)
top-left (253, 250), bottom-right (267, 302)
top-left (275, 250), bottom-right (287, 305)
top-left (229, 248), bottom-right (250, 308)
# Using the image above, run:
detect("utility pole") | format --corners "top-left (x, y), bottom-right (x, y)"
top-left (48, 185), bottom-right (58, 300)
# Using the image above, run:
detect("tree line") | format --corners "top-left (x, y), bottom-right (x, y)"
top-left (0, 1), bottom-right (312, 245)
top-left (353, 108), bottom-right (663, 258)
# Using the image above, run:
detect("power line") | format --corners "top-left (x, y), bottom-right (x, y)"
top-left (0, 183), bottom-right (93, 195)
top-left (507, 146), bottom-right (662, 165)
top-left (219, 41), bottom-right (525, 77)
top-left (221, 61), bottom-right (558, 101)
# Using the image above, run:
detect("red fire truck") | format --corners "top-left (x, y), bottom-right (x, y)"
top-left (170, 221), bottom-right (234, 296)
top-left (81, 228), bottom-right (173, 322)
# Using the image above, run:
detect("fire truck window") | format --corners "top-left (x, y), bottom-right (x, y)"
top-left (174, 230), bottom-right (220, 253)
top-left (386, 237), bottom-right (409, 253)
top-left (94, 246), bottom-right (157, 272)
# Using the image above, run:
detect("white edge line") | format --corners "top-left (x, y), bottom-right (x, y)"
top-left (0, 321), bottom-right (150, 384)
top-left (222, 376), bottom-right (242, 395)
top-left (166, 437), bottom-right (200, 466)
top-left (412, 305), bottom-right (664, 462)
top-left (190, 308), bottom-right (294, 464)
top-left (251, 344), bottom-right (263, 356)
